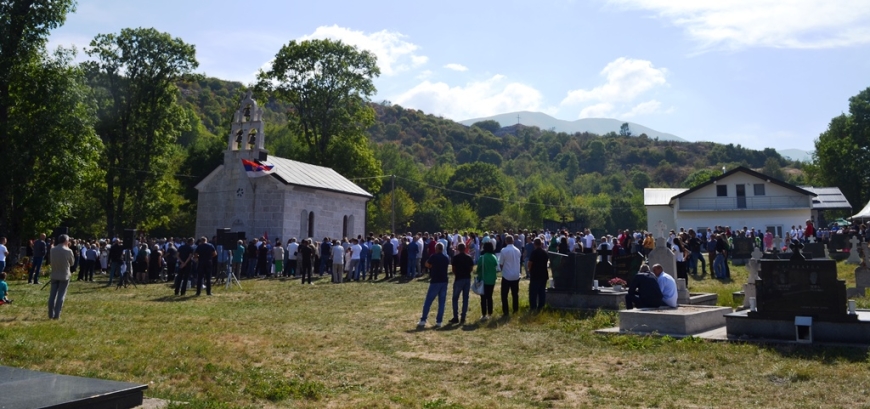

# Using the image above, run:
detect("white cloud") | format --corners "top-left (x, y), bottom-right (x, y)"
top-left (609, 0), bottom-right (870, 50)
top-left (444, 63), bottom-right (468, 72)
top-left (579, 103), bottom-right (615, 118)
top-left (392, 75), bottom-right (547, 120)
top-left (300, 25), bottom-right (427, 75)
top-left (562, 58), bottom-right (667, 106)
top-left (622, 99), bottom-right (663, 118)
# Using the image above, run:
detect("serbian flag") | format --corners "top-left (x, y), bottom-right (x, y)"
top-left (242, 159), bottom-right (275, 178)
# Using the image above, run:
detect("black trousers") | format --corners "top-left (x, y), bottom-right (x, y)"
top-left (174, 264), bottom-right (191, 295)
top-left (382, 254), bottom-right (393, 278)
top-left (501, 278), bottom-right (520, 315)
top-left (196, 263), bottom-right (212, 295)
top-left (480, 284), bottom-right (495, 316)
top-left (300, 263), bottom-right (312, 284)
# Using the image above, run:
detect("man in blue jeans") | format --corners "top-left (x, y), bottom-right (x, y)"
top-left (29, 233), bottom-right (47, 284)
top-left (418, 243), bottom-right (449, 328)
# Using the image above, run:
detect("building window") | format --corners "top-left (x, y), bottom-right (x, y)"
top-left (716, 185), bottom-right (728, 197)
top-left (308, 212), bottom-right (315, 238)
top-left (766, 226), bottom-right (783, 238)
top-left (754, 184), bottom-right (765, 196)
top-left (342, 215), bottom-right (348, 238)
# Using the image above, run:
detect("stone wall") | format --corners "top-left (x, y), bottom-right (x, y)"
top-left (196, 151), bottom-right (368, 242)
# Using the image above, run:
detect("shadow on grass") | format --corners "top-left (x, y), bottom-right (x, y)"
top-left (151, 295), bottom-right (197, 302)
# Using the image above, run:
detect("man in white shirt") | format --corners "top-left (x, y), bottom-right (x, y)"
top-left (498, 235), bottom-right (522, 317)
top-left (583, 229), bottom-right (596, 254)
top-left (285, 238), bottom-right (299, 277)
top-left (652, 264), bottom-right (678, 308)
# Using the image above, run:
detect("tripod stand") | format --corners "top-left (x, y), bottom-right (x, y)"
top-left (225, 250), bottom-right (242, 289)
top-left (116, 249), bottom-right (137, 289)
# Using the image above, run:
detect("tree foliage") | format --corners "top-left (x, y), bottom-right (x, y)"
top-left (86, 27), bottom-right (199, 235)
top-left (814, 86), bottom-right (870, 209)
top-left (0, 0), bottom-right (77, 247)
top-left (258, 38), bottom-right (379, 164)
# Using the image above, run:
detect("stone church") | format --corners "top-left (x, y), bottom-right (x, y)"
top-left (195, 92), bottom-right (371, 242)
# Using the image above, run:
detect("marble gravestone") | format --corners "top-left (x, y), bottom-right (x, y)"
top-left (742, 247), bottom-right (764, 308)
top-left (846, 236), bottom-right (862, 265)
top-left (648, 237), bottom-right (677, 280)
top-left (848, 242), bottom-right (870, 298)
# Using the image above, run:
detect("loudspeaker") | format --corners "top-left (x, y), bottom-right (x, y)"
top-left (51, 227), bottom-right (69, 242)
top-left (216, 228), bottom-right (231, 248)
top-left (123, 229), bottom-right (137, 250)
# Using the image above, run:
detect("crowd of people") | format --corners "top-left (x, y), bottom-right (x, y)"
top-left (6, 217), bottom-right (867, 323)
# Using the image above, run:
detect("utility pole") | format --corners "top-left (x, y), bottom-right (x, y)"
top-left (391, 174), bottom-right (396, 234)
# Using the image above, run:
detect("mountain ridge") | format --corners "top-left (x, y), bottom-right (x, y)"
top-left (459, 111), bottom-right (686, 142)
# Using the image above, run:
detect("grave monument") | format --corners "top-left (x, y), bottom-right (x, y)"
top-left (726, 247), bottom-right (870, 343)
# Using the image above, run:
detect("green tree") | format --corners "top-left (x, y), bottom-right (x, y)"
top-left (446, 162), bottom-right (512, 219)
top-left (682, 168), bottom-right (720, 188)
top-left (761, 156), bottom-right (786, 180)
top-left (472, 119), bottom-right (501, 134)
top-left (258, 38), bottom-right (380, 164)
top-left (0, 0), bottom-right (77, 248)
top-left (9, 48), bottom-right (102, 241)
top-left (813, 87), bottom-right (870, 209)
top-left (619, 122), bottom-right (632, 137)
top-left (86, 27), bottom-right (199, 235)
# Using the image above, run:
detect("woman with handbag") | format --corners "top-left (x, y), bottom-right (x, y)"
top-left (475, 241), bottom-right (498, 321)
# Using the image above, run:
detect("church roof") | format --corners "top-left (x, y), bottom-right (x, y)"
top-left (267, 155), bottom-right (372, 198)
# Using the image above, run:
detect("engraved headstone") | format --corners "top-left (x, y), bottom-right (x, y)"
top-left (846, 236), bottom-right (862, 264)
top-left (751, 259), bottom-right (856, 322)
top-left (802, 242), bottom-right (826, 259)
top-left (610, 253), bottom-right (644, 285)
top-left (593, 246), bottom-right (614, 285)
top-left (849, 243), bottom-right (870, 298)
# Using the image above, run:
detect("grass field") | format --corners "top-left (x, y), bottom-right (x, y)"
top-left (1, 261), bottom-right (869, 408)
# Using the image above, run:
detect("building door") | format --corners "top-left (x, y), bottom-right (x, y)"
top-left (736, 184), bottom-right (746, 209)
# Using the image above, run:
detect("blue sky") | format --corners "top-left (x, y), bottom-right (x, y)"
top-left (49, 0), bottom-right (870, 151)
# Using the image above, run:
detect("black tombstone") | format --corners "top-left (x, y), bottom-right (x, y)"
top-left (802, 243), bottom-right (826, 260)
top-left (552, 252), bottom-right (597, 293)
top-left (731, 237), bottom-right (755, 259)
top-left (827, 234), bottom-right (848, 252)
top-left (593, 246), bottom-right (613, 286)
top-left (611, 253), bottom-right (645, 285)
top-left (750, 258), bottom-right (856, 322)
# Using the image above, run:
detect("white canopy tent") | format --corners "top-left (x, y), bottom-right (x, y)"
top-left (850, 199), bottom-right (870, 221)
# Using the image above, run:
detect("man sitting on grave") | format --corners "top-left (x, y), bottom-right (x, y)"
top-left (625, 264), bottom-right (663, 309)
top-left (652, 263), bottom-right (678, 308)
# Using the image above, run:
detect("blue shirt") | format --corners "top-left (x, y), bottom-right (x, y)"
top-left (657, 272), bottom-right (678, 308)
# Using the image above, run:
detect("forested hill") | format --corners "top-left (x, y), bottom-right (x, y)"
top-left (175, 77), bottom-right (806, 233)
